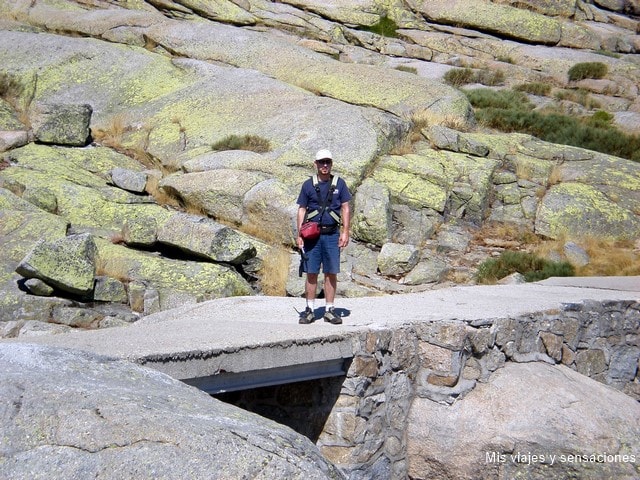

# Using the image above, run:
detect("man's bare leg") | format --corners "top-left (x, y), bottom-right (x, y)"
top-left (324, 273), bottom-right (337, 304)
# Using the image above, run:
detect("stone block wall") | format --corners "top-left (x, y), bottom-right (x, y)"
top-left (316, 300), bottom-right (640, 479)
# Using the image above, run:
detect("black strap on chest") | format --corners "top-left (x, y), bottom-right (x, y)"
top-left (306, 174), bottom-right (341, 224)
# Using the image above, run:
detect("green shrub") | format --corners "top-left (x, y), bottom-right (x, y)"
top-left (587, 110), bottom-right (614, 127)
top-left (395, 65), bottom-right (418, 75)
top-left (363, 15), bottom-right (399, 38)
top-left (496, 56), bottom-right (514, 64)
top-left (444, 68), bottom-right (505, 87)
top-left (595, 50), bottom-right (620, 59)
top-left (465, 88), bottom-right (532, 111)
top-left (476, 251), bottom-right (575, 284)
top-left (568, 62), bottom-right (608, 81)
top-left (444, 68), bottom-right (475, 87)
top-left (212, 134), bottom-right (271, 153)
top-left (475, 69), bottom-right (505, 86)
top-left (514, 82), bottom-right (551, 96)
top-left (465, 89), bottom-right (640, 162)
top-left (554, 88), bottom-right (601, 109)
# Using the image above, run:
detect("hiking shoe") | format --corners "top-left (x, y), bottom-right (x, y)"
top-left (323, 307), bottom-right (342, 325)
top-left (299, 307), bottom-right (315, 324)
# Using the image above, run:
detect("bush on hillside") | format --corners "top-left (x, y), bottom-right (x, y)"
top-left (444, 68), bottom-right (505, 87)
top-left (568, 62), bottom-right (608, 81)
top-left (465, 89), bottom-right (532, 110)
top-left (476, 251), bottom-right (575, 284)
top-left (212, 134), bottom-right (271, 153)
top-left (444, 68), bottom-right (475, 87)
top-left (514, 82), bottom-right (552, 96)
top-left (465, 89), bottom-right (640, 162)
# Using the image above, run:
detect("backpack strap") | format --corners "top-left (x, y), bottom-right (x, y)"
top-left (306, 175), bottom-right (341, 224)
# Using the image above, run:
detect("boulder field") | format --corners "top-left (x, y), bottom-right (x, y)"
top-left (0, 0), bottom-right (638, 327)
top-left (0, 3), bottom-right (639, 477)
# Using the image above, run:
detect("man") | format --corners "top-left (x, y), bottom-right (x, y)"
top-left (296, 149), bottom-right (351, 324)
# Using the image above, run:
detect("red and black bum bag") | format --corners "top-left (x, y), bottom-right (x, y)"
top-left (299, 221), bottom-right (321, 240)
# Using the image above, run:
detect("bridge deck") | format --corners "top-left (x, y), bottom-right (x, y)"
top-left (3, 277), bottom-right (638, 387)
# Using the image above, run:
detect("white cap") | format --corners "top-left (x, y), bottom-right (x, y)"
top-left (315, 149), bottom-right (333, 161)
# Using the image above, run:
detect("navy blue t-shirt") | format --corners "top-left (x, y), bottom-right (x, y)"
top-left (297, 176), bottom-right (351, 225)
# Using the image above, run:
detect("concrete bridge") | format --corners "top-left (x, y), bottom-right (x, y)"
top-left (4, 276), bottom-right (639, 477)
top-left (7, 276), bottom-right (638, 392)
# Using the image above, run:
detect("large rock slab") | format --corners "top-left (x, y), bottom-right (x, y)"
top-left (31, 102), bottom-right (92, 146)
top-left (94, 238), bottom-right (253, 303)
top-left (0, 343), bottom-right (344, 480)
top-left (16, 233), bottom-right (97, 296)
top-left (411, 0), bottom-right (563, 44)
top-left (351, 178), bottom-right (392, 247)
top-left (0, 27), bottom-right (409, 185)
top-left (157, 212), bottom-right (257, 264)
top-left (0, 190), bottom-right (69, 263)
top-left (407, 362), bottom-right (640, 480)
top-left (1, 144), bottom-right (172, 236)
top-left (143, 19), bottom-right (473, 122)
top-left (535, 182), bottom-right (640, 239)
top-left (160, 169), bottom-right (269, 224)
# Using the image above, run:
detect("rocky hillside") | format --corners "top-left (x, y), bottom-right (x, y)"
top-left (0, 0), bottom-right (639, 332)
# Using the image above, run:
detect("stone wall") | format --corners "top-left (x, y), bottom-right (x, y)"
top-left (317, 300), bottom-right (640, 479)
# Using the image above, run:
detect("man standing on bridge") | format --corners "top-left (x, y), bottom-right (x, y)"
top-left (296, 149), bottom-right (351, 325)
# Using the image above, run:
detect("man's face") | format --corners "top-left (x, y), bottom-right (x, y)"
top-left (315, 158), bottom-right (332, 174)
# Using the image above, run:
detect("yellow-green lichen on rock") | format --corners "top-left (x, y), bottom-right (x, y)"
top-left (16, 233), bottom-right (97, 296)
top-left (178, 0), bottom-right (257, 24)
top-left (142, 20), bottom-right (473, 125)
top-left (95, 238), bottom-right (252, 300)
top-left (0, 209), bottom-right (69, 264)
top-left (372, 148), bottom-right (497, 214)
top-left (0, 30), bottom-right (190, 117)
top-left (0, 99), bottom-right (24, 130)
top-left (373, 155), bottom-right (449, 212)
top-left (558, 154), bottom-right (640, 192)
top-left (6, 143), bottom-right (145, 179)
top-left (0, 143), bottom-right (173, 234)
top-left (535, 182), bottom-right (640, 239)
top-left (413, 0), bottom-right (562, 44)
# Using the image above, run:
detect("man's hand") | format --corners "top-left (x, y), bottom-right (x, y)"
top-left (338, 231), bottom-right (349, 248)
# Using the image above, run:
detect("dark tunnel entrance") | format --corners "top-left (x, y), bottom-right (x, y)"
top-left (183, 358), bottom-right (352, 441)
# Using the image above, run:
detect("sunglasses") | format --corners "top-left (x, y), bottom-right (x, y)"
top-left (316, 160), bottom-right (332, 166)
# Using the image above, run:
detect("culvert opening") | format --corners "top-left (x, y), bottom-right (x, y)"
top-left (184, 358), bottom-right (352, 441)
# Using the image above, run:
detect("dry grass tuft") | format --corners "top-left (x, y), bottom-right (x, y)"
top-left (576, 237), bottom-right (640, 276)
top-left (258, 245), bottom-right (292, 296)
top-left (547, 164), bottom-right (563, 187)
top-left (514, 160), bottom-right (534, 181)
top-left (534, 235), bottom-right (640, 276)
top-left (109, 231), bottom-right (125, 245)
top-left (92, 113), bottom-right (128, 149)
top-left (95, 255), bottom-right (133, 283)
top-left (389, 137), bottom-right (416, 155)
top-left (472, 222), bottom-right (540, 247)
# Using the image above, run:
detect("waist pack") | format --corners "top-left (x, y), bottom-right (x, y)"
top-left (320, 224), bottom-right (338, 235)
top-left (299, 221), bottom-right (320, 240)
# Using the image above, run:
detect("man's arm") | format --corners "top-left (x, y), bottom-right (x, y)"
top-left (339, 201), bottom-right (350, 248)
top-left (296, 206), bottom-right (307, 249)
